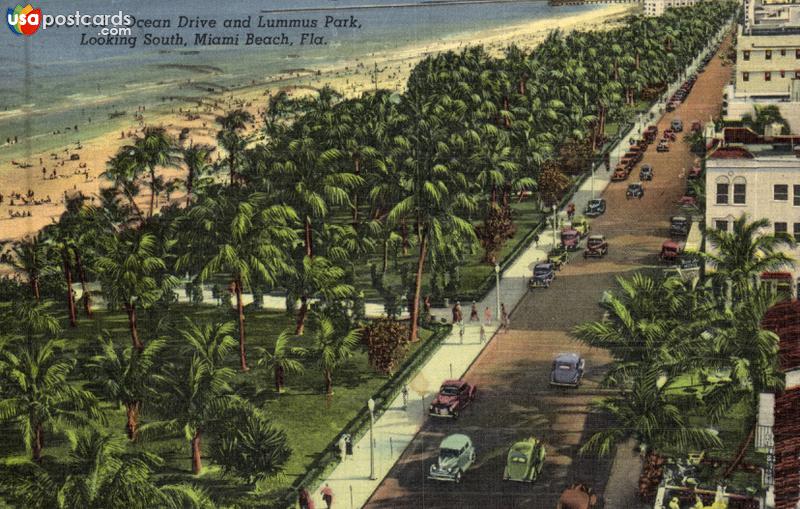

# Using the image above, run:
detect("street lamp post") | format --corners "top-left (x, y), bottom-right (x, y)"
top-left (590, 162), bottom-right (596, 200)
top-left (368, 398), bottom-right (376, 480)
top-left (551, 204), bottom-right (558, 250)
top-left (494, 264), bottom-right (500, 324)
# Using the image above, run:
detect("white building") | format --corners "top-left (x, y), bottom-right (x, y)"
top-left (705, 127), bottom-right (800, 294)
top-left (644, 0), bottom-right (707, 17)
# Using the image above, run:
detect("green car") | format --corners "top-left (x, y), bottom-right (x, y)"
top-left (502, 437), bottom-right (546, 482)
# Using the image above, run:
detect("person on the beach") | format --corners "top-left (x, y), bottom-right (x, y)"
top-left (470, 301), bottom-right (479, 322)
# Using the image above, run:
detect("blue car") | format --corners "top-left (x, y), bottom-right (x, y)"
top-left (529, 262), bottom-right (555, 289)
top-left (550, 353), bottom-right (585, 387)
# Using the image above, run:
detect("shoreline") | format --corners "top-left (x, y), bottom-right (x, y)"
top-left (0, 4), bottom-right (636, 246)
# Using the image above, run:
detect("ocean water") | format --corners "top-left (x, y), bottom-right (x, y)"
top-left (0, 0), bottom-right (605, 154)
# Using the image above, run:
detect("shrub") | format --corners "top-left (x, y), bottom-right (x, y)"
top-left (363, 319), bottom-right (410, 375)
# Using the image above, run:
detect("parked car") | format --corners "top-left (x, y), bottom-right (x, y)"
top-left (639, 164), bottom-right (654, 181)
top-left (560, 228), bottom-right (580, 251)
top-left (656, 140), bottom-right (670, 152)
top-left (557, 483), bottom-right (601, 509)
top-left (584, 198), bottom-right (606, 217)
top-left (583, 235), bottom-right (608, 259)
top-left (669, 216), bottom-right (690, 237)
top-left (611, 166), bottom-right (629, 181)
top-left (429, 380), bottom-right (476, 419)
top-left (626, 183), bottom-right (644, 199)
top-left (547, 248), bottom-right (568, 271)
top-left (503, 437), bottom-right (546, 482)
top-left (644, 125), bottom-right (658, 142)
top-left (529, 262), bottom-right (556, 289)
top-left (671, 119), bottom-right (683, 132)
top-left (662, 128), bottom-right (676, 141)
top-left (550, 352), bottom-right (585, 387)
top-left (660, 240), bottom-right (683, 263)
top-left (428, 434), bottom-right (476, 483)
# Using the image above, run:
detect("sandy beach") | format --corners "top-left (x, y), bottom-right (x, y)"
top-left (0, 4), bottom-right (635, 245)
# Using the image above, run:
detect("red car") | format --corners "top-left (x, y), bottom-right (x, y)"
top-left (660, 240), bottom-right (683, 263)
top-left (611, 166), bottom-right (629, 181)
top-left (644, 125), bottom-right (658, 142)
top-left (429, 380), bottom-right (477, 419)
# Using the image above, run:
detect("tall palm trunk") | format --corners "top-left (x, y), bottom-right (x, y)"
top-left (234, 278), bottom-right (249, 372)
top-left (186, 166), bottom-right (195, 206)
top-left (408, 230), bottom-right (428, 343)
top-left (74, 250), bottom-right (92, 318)
top-left (30, 276), bottom-right (40, 302)
top-left (324, 368), bottom-right (333, 395)
top-left (148, 167), bottom-right (156, 218)
top-left (275, 365), bottom-right (285, 393)
top-left (32, 421), bottom-right (44, 462)
top-left (304, 218), bottom-right (314, 258)
top-left (124, 302), bottom-right (144, 351)
top-left (723, 421), bottom-right (756, 478)
top-left (62, 249), bottom-right (77, 327)
top-left (191, 430), bottom-right (203, 475)
top-left (295, 296), bottom-right (309, 335)
top-left (352, 157), bottom-right (360, 226)
top-left (125, 401), bottom-right (140, 440)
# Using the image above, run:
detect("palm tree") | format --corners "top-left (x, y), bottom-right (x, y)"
top-left (0, 428), bottom-right (214, 509)
top-left (580, 368), bottom-right (722, 457)
top-left (102, 150), bottom-right (145, 222)
top-left (255, 328), bottom-right (307, 393)
top-left (216, 109), bottom-right (254, 184)
top-left (703, 215), bottom-right (795, 301)
top-left (390, 92), bottom-right (478, 342)
top-left (85, 334), bottom-right (166, 440)
top-left (42, 223), bottom-right (79, 328)
top-left (95, 230), bottom-right (178, 351)
top-left (310, 316), bottom-right (360, 395)
top-left (153, 355), bottom-right (237, 475)
top-left (0, 339), bottom-right (103, 461)
top-left (177, 318), bottom-right (237, 373)
top-left (9, 234), bottom-right (48, 302)
top-left (181, 143), bottom-right (215, 206)
top-left (124, 127), bottom-right (179, 217)
top-left (178, 189), bottom-right (297, 371)
top-left (286, 255), bottom-right (353, 335)
top-left (0, 300), bottom-right (61, 347)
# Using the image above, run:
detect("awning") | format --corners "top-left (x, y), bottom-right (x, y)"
top-left (761, 272), bottom-right (793, 281)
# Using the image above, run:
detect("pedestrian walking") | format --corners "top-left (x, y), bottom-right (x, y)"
top-left (338, 435), bottom-right (347, 461)
top-left (567, 202), bottom-right (575, 221)
top-left (298, 487), bottom-right (314, 509)
top-left (501, 303), bottom-right (509, 333)
top-left (479, 324), bottom-right (486, 343)
top-left (452, 301), bottom-right (463, 324)
top-left (483, 306), bottom-right (492, 324)
top-left (320, 484), bottom-right (334, 509)
top-left (469, 301), bottom-right (479, 322)
top-left (459, 321), bottom-right (465, 344)
top-left (401, 385), bottom-right (409, 410)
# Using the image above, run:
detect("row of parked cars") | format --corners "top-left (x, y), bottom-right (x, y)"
top-left (666, 73), bottom-right (697, 112)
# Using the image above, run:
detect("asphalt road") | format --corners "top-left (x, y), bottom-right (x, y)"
top-left (366, 36), bottom-right (733, 509)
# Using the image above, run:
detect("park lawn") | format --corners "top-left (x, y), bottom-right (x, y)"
top-left (0, 300), bottom-right (433, 508)
top-left (353, 198), bottom-right (544, 301)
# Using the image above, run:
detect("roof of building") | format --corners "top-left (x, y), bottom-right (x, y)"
top-left (707, 128), bottom-right (800, 160)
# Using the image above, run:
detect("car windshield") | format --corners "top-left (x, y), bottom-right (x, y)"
top-left (588, 239), bottom-right (602, 246)
top-left (440, 386), bottom-right (459, 396)
top-left (558, 363), bottom-right (574, 370)
top-left (589, 201), bottom-right (600, 207)
top-left (534, 267), bottom-right (551, 275)
top-left (562, 232), bottom-right (577, 240)
top-left (510, 454), bottom-right (528, 464)
top-left (440, 448), bottom-right (460, 459)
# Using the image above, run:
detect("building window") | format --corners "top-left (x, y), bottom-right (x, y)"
top-left (775, 222), bottom-right (788, 235)
top-left (716, 182), bottom-right (729, 204)
top-left (743, 50), bottom-right (750, 61)
top-left (774, 184), bottom-right (789, 201)
top-left (715, 220), bottom-right (728, 232)
top-left (796, 49), bottom-right (800, 59)
top-left (781, 70), bottom-right (786, 78)
top-left (733, 182), bottom-right (747, 204)
top-left (765, 71), bottom-right (771, 81)
top-left (743, 72), bottom-right (749, 82)
top-left (796, 71), bottom-right (800, 79)
top-left (794, 184), bottom-right (800, 206)
top-left (781, 49), bottom-right (786, 56)
top-left (766, 50), bottom-right (772, 60)
top-left (795, 223), bottom-right (800, 242)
